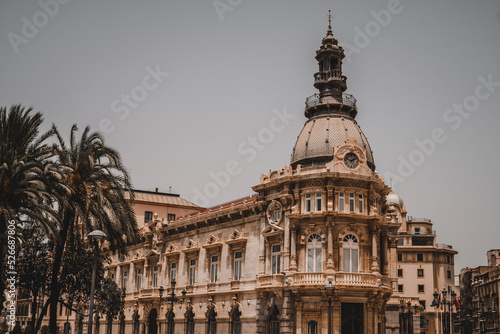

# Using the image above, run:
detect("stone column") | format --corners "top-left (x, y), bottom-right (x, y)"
top-left (326, 220), bottom-right (334, 270)
top-left (371, 227), bottom-right (380, 273)
top-left (327, 185), bottom-right (334, 211)
top-left (333, 300), bottom-right (341, 334)
top-left (129, 263), bottom-right (135, 292)
top-left (265, 240), bottom-right (271, 274)
top-left (290, 225), bottom-right (297, 271)
top-left (284, 216), bottom-right (290, 271)
top-left (382, 235), bottom-right (389, 275)
top-left (116, 265), bottom-right (121, 288)
top-left (259, 217), bottom-right (266, 275)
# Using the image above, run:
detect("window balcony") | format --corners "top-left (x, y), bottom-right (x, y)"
top-left (257, 274), bottom-right (285, 288)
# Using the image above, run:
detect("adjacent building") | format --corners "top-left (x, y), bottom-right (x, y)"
top-left (460, 250), bottom-right (500, 334)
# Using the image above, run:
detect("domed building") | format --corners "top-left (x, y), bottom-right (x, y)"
top-left (26, 12), bottom-right (456, 334)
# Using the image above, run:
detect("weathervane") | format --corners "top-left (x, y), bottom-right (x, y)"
top-left (327, 9), bottom-right (333, 35)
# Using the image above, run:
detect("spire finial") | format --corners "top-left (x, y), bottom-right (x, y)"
top-left (327, 9), bottom-right (333, 35)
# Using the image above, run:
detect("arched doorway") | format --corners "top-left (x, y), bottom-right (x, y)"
top-left (206, 308), bottom-right (217, 334)
top-left (341, 303), bottom-right (363, 334)
top-left (267, 305), bottom-right (279, 334)
top-left (185, 309), bottom-right (194, 334)
top-left (230, 307), bottom-right (241, 334)
top-left (148, 309), bottom-right (158, 334)
top-left (167, 310), bottom-right (175, 334)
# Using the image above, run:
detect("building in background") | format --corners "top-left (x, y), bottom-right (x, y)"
top-left (460, 250), bottom-right (500, 334)
top-left (386, 193), bottom-right (458, 334)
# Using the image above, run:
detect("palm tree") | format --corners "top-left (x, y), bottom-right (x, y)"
top-left (0, 105), bottom-right (57, 315)
top-left (47, 124), bottom-right (140, 334)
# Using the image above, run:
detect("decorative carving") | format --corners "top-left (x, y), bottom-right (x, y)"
top-left (228, 295), bottom-right (242, 317)
top-left (279, 194), bottom-right (294, 209)
top-left (266, 200), bottom-right (283, 225)
top-left (206, 234), bottom-right (220, 245)
top-left (165, 243), bottom-right (179, 254)
top-left (228, 229), bottom-right (244, 240)
top-left (185, 239), bottom-right (199, 249)
top-left (205, 296), bottom-right (217, 318)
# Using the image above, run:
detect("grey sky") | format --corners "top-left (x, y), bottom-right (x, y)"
top-left (1, 0), bottom-right (499, 272)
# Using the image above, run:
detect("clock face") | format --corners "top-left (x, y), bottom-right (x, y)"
top-left (344, 153), bottom-right (359, 168)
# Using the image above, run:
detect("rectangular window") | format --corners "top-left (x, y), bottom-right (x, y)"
top-left (447, 270), bottom-right (451, 279)
top-left (397, 239), bottom-right (404, 246)
top-left (419, 300), bottom-right (426, 310)
top-left (210, 255), bottom-right (218, 283)
top-left (123, 271), bottom-right (128, 290)
top-left (234, 251), bottom-right (242, 281)
top-left (415, 227), bottom-right (420, 235)
top-left (136, 269), bottom-right (142, 291)
top-left (189, 259), bottom-right (196, 285)
top-left (315, 192), bottom-right (322, 212)
top-left (152, 266), bottom-right (159, 288)
top-left (417, 254), bottom-right (424, 262)
top-left (170, 263), bottom-right (177, 283)
top-left (358, 194), bottom-right (364, 213)
top-left (398, 253), bottom-right (403, 262)
top-left (167, 214), bottom-right (176, 221)
top-left (271, 245), bottom-right (281, 275)
top-left (417, 269), bottom-right (424, 277)
top-left (398, 284), bottom-right (404, 293)
top-left (446, 255), bottom-right (451, 263)
top-left (398, 269), bottom-right (403, 277)
top-left (418, 284), bottom-right (425, 293)
top-left (339, 192), bottom-right (345, 212)
top-left (349, 193), bottom-right (355, 212)
top-left (111, 273), bottom-right (115, 281)
top-left (305, 194), bottom-right (312, 213)
top-left (144, 211), bottom-right (153, 223)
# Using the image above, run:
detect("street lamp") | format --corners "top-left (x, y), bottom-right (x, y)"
top-left (159, 278), bottom-right (187, 334)
top-left (323, 280), bottom-right (335, 334)
top-left (87, 230), bottom-right (107, 334)
top-left (400, 301), bottom-right (415, 334)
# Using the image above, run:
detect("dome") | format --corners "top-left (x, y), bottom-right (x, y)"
top-left (386, 192), bottom-right (404, 207)
top-left (290, 114), bottom-right (375, 169)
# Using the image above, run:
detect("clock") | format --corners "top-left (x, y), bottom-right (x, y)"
top-left (344, 153), bottom-right (359, 168)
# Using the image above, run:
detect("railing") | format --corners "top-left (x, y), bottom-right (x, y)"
top-left (305, 92), bottom-right (357, 109)
top-left (334, 273), bottom-right (378, 287)
top-left (314, 70), bottom-right (344, 81)
top-left (293, 273), bottom-right (326, 285)
top-left (437, 243), bottom-right (453, 249)
top-left (257, 272), bottom-right (392, 289)
top-left (257, 274), bottom-right (285, 287)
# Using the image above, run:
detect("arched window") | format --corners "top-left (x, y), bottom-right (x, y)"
top-left (307, 234), bottom-right (322, 272)
top-left (185, 309), bottom-right (195, 334)
top-left (343, 234), bottom-right (359, 273)
top-left (207, 308), bottom-right (217, 334)
top-left (268, 305), bottom-right (279, 334)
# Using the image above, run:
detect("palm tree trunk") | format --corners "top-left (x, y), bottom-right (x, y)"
top-left (49, 215), bottom-right (71, 334)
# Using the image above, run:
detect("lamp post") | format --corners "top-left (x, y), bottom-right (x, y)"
top-left (322, 280), bottom-right (335, 334)
top-left (87, 230), bottom-right (107, 334)
top-left (400, 301), bottom-right (415, 334)
top-left (432, 289), bottom-right (458, 334)
top-left (159, 278), bottom-right (186, 334)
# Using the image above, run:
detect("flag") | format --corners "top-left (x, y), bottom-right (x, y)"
top-left (454, 295), bottom-right (460, 309)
